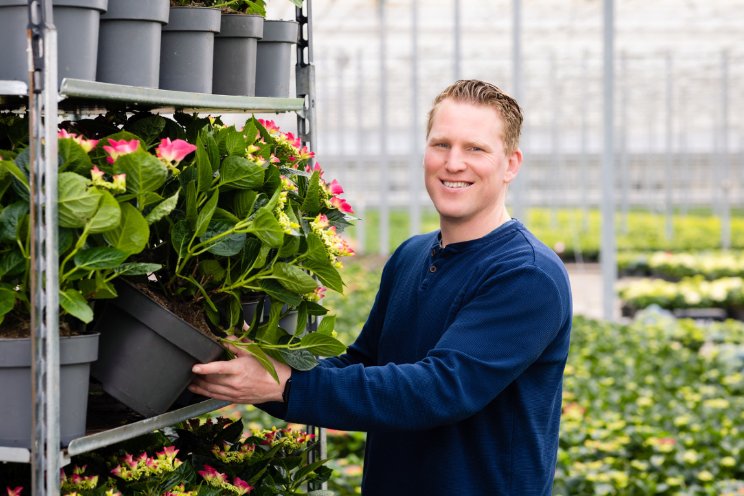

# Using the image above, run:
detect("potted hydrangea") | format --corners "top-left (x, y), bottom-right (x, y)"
top-left (0, 117), bottom-right (176, 447)
top-left (88, 112), bottom-right (353, 414)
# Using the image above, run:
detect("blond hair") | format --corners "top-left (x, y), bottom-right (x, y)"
top-left (426, 80), bottom-right (523, 155)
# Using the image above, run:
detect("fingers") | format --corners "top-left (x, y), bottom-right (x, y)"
top-left (188, 381), bottom-right (237, 403)
top-left (192, 360), bottom-right (235, 375)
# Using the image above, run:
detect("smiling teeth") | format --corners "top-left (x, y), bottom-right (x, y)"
top-left (443, 181), bottom-right (471, 188)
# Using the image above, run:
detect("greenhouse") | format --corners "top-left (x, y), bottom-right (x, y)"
top-left (0, 0), bottom-right (742, 494)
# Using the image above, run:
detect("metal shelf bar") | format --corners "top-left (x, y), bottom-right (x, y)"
top-left (0, 80), bottom-right (28, 95)
top-left (65, 399), bottom-right (229, 458)
top-left (59, 78), bottom-right (305, 113)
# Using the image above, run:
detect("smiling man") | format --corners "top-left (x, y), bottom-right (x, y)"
top-left (190, 80), bottom-right (573, 495)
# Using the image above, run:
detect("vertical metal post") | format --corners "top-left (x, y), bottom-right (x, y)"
top-left (664, 52), bottom-right (674, 240)
top-left (355, 50), bottom-right (367, 254)
top-left (378, 0), bottom-right (390, 256)
top-left (678, 86), bottom-right (689, 215)
top-left (511, 0), bottom-right (526, 221)
top-left (549, 53), bottom-right (559, 227)
top-left (601, 0), bottom-right (617, 322)
top-left (719, 49), bottom-right (731, 249)
top-left (27, 0), bottom-right (60, 493)
top-left (453, 0), bottom-right (461, 79)
top-left (336, 51), bottom-right (349, 186)
top-left (409, 0), bottom-right (422, 236)
top-left (295, 1), bottom-right (326, 487)
top-left (619, 52), bottom-right (629, 232)
top-left (580, 52), bottom-right (589, 230)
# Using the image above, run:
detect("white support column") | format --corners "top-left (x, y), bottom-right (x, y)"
top-left (378, 0), bottom-right (390, 256)
top-left (409, 0), bottom-right (422, 236)
top-left (601, 0), bottom-right (617, 322)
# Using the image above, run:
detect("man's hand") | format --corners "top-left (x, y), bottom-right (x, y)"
top-left (189, 341), bottom-right (292, 404)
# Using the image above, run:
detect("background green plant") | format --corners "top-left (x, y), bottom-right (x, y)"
top-left (348, 207), bottom-right (744, 260)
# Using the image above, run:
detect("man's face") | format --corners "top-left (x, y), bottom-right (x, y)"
top-left (424, 98), bottom-right (520, 232)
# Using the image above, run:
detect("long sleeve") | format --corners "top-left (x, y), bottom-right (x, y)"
top-left (282, 265), bottom-right (568, 432)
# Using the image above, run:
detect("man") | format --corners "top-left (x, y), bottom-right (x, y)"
top-left (190, 79), bottom-right (572, 495)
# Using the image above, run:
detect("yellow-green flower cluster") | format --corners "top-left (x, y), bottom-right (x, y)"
top-left (310, 214), bottom-right (354, 268)
top-left (211, 441), bottom-right (256, 464)
top-left (61, 465), bottom-right (98, 492)
top-left (110, 446), bottom-right (182, 481)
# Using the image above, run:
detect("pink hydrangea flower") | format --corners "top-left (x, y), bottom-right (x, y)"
top-left (103, 139), bottom-right (139, 164)
top-left (328, 179), bottom-right (344, 196)
top-left (156, 138), bottom-right (197, 165)
top-left (232, 477), bottom-right (253, 495)
top-left (330, 196), bottom-right (354, 214)
top-left (6, 487), bottom-right (23, 496)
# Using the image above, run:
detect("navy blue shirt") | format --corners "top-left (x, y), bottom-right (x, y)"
top-left (268, 220), bottom-right (572, 495)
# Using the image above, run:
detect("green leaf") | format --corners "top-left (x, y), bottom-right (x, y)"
top-left (0, 201), bottom-right (29, 242)
top-left (317, 314), bottom-right (336, 336)
top-left (87, 189), bottom-right (121, 234)
top-left (184, 180), bottom-right (197, 224)
top-left (0, 287), bottom-right (16, 319)
top-left (195, 189), bottom-right (219, 239)
top-left (102, 203), bottom-right (149, 254)
top-left (57, 138), bottom-right (93, 175)
top-left (233, 189), bottom-right (258, 219)
top-left (280, 349), bottom-right (318, 371)
top-left (271, 262), bottom-right (318, 294)
top-left (203, 219), bottom-right (246, 257)
top-left (304, 301), bottom-right (329, 316)
top-left (205, 134), bottom-right (221, 172)
top-left (0, 251), bottom-right (25, 278)
top-left (259, 279), bottom-right (303, 307)
top-left (195, 137), bottom-right (214, 193)
top-left (303, 258), bottom-right (344, 294)
top-left (199, 259), bottom-right (226, 282)
top-left (300, 171), bottom-right (323, 216)
top-left (57, 172), bottom-right (101, 228)
top-left (170, 220), bottom-right (190, 257)
top-left (248, 207), bottom-right (284, 248)
top-left (113, 150), bottom-right (169, 202)
top-left (145, 190), bottom-right (179, 224)
top-left (59, 289), bottom-right (94, 323)
top-left (114, 262), bottom-right (161, 276)
top-left (124, 114), bottom-right (166, 147)
top-left (219, 156), bottom-right (264, 191)
top-left (1, 159), bottom-right (28, 188)
top-left (224, 127), bottom-right (247, 156)
top-left (297, 333), bottom-right (346, 357)
top-left (278, 234), bottom-right (301, 258)
top-left (73, 246), bottom-right (129, 270)
top-left (244, 343), bottom-right (279, 382)
top-left (243, 119), bottom-right (258, 144)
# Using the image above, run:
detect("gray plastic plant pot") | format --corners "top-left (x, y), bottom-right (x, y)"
top-left (0, 0), bottom-right (108, 85)
top-left (213, 13), bottom-right (264, 96)
top-left (0, 333), bottom-right (99, 448)
top-left (159, 6), bottom-right (221, 93)
top-left (255, 20), bottom-right (299, 97)
top-left (97, 0), bottom-right (169, 87)
top-left (91, 281), bottom-right (226, 417)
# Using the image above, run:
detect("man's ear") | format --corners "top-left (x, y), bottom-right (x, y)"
top-left (504, 148), bottom-right (523, 183)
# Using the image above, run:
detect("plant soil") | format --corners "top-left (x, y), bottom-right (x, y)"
top-left (131, 282), bottom-right (220, 340)
top-left (0, 314), bottom-right (78, 339)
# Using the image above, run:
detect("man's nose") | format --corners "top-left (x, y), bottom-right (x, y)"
top-left (444, 147), bottom-right (467, 172)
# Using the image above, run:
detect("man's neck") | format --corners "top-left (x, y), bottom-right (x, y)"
top-left (439, 208), bottom-right (512, 248)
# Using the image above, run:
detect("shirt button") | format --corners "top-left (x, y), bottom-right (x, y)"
top-left (429, 265), bottom-right (437, 272)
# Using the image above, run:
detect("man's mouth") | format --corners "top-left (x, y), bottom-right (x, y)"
top-left (442, 180), bottom-right (472, 189)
